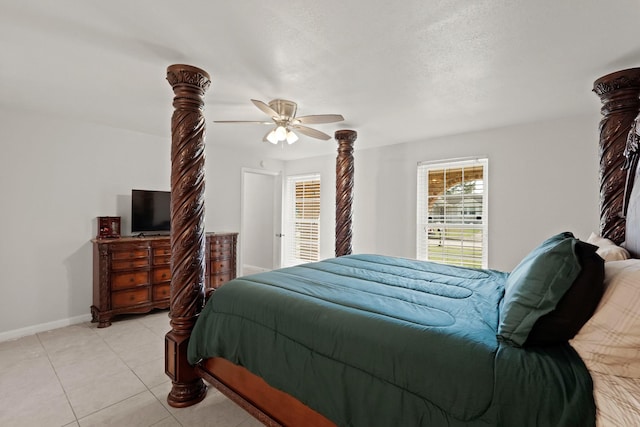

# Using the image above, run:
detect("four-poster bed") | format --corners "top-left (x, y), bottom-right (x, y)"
top-left (164, 64), bottom-right (640, 426)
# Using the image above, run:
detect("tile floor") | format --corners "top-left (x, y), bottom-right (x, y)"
top-left (0, 310), bottom-right (264, 427)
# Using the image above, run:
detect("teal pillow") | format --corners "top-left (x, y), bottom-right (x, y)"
top-left (498, 232), bottom-right (582, 347)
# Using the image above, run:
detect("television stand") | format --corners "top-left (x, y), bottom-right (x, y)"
top-left (91, 232), bottom-right (237, 327)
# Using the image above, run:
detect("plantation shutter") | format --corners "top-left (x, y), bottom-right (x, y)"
top-left (284, 174), bottom-right (321, 266)
top-left (417, 158), bottom-right (488, 268)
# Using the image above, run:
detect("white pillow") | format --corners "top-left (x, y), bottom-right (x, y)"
top-left (586, 232), bottom-right (630, 262)
top-left (571, 259), bottom-right (640, 378)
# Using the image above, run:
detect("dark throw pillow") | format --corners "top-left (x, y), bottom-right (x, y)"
top-left (498, 232), bottom-right (590, 347)
top-left (525, 240), bottom-right (604, 346)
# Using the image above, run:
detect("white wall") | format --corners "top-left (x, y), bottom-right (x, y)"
top-left (284, 114), bottom-right (602, 272)
top-left (0, 109), bottom-right (283, 339)
top-left (0, 108), bottom-right (600, 338)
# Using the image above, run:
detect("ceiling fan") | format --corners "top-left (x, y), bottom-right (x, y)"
top-left (214, 99), bottom-right (344, 144)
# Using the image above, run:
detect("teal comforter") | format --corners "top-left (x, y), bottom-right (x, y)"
top-left (187, 254), bottom-right (595, 426)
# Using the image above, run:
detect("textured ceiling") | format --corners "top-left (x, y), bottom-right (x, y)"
top-left (1, 1), bottom-right (639, 160)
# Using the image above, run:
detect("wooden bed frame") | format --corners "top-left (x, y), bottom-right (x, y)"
top-left (163, 64), bottom-right (640, 426)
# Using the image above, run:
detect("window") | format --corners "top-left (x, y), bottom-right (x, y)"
top-left (283, 174), bottom-right (321, 266)
top-left (417, 158), bottom-right (488, 268)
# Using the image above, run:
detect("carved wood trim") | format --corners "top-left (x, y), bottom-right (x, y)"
top-left (165, 64), bottom-right (210, 407)
top-left (335, 130), bottom-right (357, 257)
top-left (593, 67), bottom-right (640, 244)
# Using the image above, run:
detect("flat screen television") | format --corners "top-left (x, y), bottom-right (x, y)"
top-left (131, 189), bottom-right (171, 234)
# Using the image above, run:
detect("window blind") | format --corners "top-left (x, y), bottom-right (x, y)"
top-left (417, 158), bottom-right (488, 268)
top-left (284, 174), bottom-right (321, 266)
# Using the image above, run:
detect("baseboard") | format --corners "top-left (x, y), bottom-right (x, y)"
top-left (0, 313), bottom-right (92, 343)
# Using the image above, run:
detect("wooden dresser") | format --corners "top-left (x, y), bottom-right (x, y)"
top-left (91, 232), bottom-right (238, 327)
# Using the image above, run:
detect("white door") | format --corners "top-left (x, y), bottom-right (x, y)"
top-left (241, 169), bottom-right (282, 275)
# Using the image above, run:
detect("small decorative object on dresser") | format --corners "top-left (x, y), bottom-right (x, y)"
top-left (97, 216), bottom-right (121, 239)
top-left (91, 232), bottom-right (237, 327)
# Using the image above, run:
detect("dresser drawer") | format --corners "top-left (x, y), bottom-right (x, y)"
top-left (152, 246), bottom-right (171, 265)
top-left (210, 259), bottom-right (231, 273)
top-left (153, 245), bottom-right (171, 255)
top-left (111, 249), bottom-right (149, 260)
top-left (209, 235), bottom-right (233, 245)
top-left (210, 246), bottom-right (232, 260)
top-left (153, 255), bottom-right (171, 266)
top-left (111, 258), bottom-right (149, 270)
top-left (210, 272), bottom-right (232, 289)
top-left (112, 288), bottom-right (150, 309)
top-left (153, 284), bottom-right (170, 301)
top-left (152, 267), bottom-right (171, 284)
top-left (111, 271), bottom-right (149, 290)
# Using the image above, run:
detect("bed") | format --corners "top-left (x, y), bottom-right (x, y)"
top-left (164, 65), bottom-right (640, 426)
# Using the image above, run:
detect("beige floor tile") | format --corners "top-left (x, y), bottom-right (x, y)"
top-left (131, 356), bottom-right (170, 389)
top-left (54, 350), bottom-right (131, 390)
top-left (146, 324), bottom-right (172, 339)
top-left (0, 353), bottom-right (59, 396)
top-left (102, 325), bottom-right (160, 355)
top-left (42, 334), bottom-right (112, 367)
top-left (77, 390), bottom-right (171, 427)
top-left (66, 368), bottom-right (147, 419)
top-left (0, 393), bottom-right (76, 427)
top-left (38, 324), bottom-right (100, 354)
top-left (138, 310), bottom-right (171, 330)
top-left (150, 416), bottom-right (182, 426)
top-left (0, 369), bottom-right (75, 427)
top-left (91, 316), bottom-right (149, 337)
top-left (0, 334), bottom-right (46, 371)
top-left (1, 311), bottom-right (272, 427)
top-left (115, 337), bottom-right (165, 368)
top-left (150, 382), bottom-right (254, 427)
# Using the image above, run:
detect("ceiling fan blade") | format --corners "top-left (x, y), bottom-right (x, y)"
top-left (291, 125), bottom-right (332, 140)
top-left (213, 120), bottom-right (273, 124)
top-left (251, 99), bottom-right (280, 119)
top-left (294, 114), bottom-right (344, 125)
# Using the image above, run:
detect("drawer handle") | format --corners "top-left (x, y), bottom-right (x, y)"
top-left (161, 273), bottom-right (167, 279)
top-left (129, 277), bottom-right (134, 282)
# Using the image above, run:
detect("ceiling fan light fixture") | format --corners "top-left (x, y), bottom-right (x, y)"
top-left (275, 125), bottom-right (287, 141)
top-left (217, 98), bottom-right (344, 146)
top-left (286, 130), bottom-right (299, 144)
top-left (266, 129), bottom-right (279, 144)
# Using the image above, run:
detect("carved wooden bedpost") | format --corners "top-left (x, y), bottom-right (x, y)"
top-left (593, 68), bottom-right (640, 244)
top-left (335, 130), bottom-right (357, 257)
top-left (165, 64), bottom-right (210, 408)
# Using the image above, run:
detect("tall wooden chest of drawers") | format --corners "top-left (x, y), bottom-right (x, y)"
top-left (206, 232), bottom-right (238, 291)
top-left (91, 232), bottom-right (237, 327)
